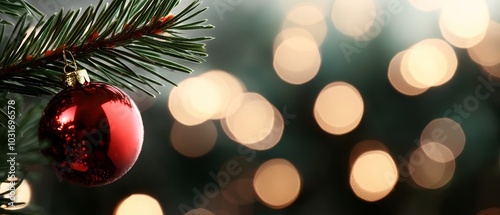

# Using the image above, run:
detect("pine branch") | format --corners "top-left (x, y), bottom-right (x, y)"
top-left (0, 0), bottom-right (213, 97)
top-left (0, 0), bottom-right (42, 25)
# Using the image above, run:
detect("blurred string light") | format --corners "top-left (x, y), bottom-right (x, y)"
top-left (222, 177), bottom-right (255, 205)
top-left (477, 207), bottom-right (500, 215)
top-left (114, 194), bottom-right (163, 215)
top-left (168, 70), bottom-right (246, 126)
top-left (282, 3), bottom-right (327, 45)
top-left (483, 63), bottom-right (500, 79)
top-left (469, 20), bottom-right (500, 67)
top-left (314, 82), bottom-right (364, 135)
top-left (349, 140), bottom-right (389, 167)
top-left (388, 51), bottom-right (428, 96)
top-left (168, 77), bottom-right (219, 125)
top-left (400, 39), bottom-right (457, 89)
top-left (273, 3), bottom-right (324, 85)
top-left (170, 120), bottom-right (217, 158)
top-left (349, 141), bottom-right (398, 202)
top-left (273, 27), bottom-right (315, 51)
top-left (331, 0), bottom-right (377, 39)
top-left (408, 0), bottom-right (445, 11)
top-left (200, 71), bottom-right (247, 120)
top-left (389, 38), bottom-right (457, 95)
top-left (216, 158), bottom-right (256, 206)
top-left (253, 159), bottom-right (301, 209)
top-left (409, 147), bottom-right (455, 189)
top-left (420, 118), bottom-right (465, 163)
top-left (185, 208), bottom-right (215, 215)
top-left (221, 93), bottom-right (284, 150)
top-left (439, 0), bottom-right (489, 48)
top-left (1, 180), bottom-right (31, 210)
top-left (273, 36), bottom-right (321, 85)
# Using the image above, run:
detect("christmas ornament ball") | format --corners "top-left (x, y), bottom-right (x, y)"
top-left (38, 72), bottom-right (143, 187)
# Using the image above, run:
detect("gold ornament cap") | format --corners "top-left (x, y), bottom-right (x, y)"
top-left (64, 69), bottom-right (90, 87)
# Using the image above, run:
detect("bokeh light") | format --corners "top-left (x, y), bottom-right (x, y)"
top-left (468, 21), bottom-right (500, 67)
top-left (408, 0), bottom-right (445, 11)
top-left (273, 27), bottom-right (315, 52)
top-left (1, 180), bottom-right (31, 210)
top-left (222, 93), bottom-right (283, 150)
top-left (199, 70), bottom-right (246, 119)
top-left (222, 177), bottom-right (255, 205)
top-left (282, 3), bottom-right (327, 45)
top-left (482, 63), bottom-right (500, 78)
top-left (170, 120), bottom-right (217, 158)
top-left (409, 147), bottom-right (455, 189)
top-left (246, 105), bottom-right (284, 151)
top-left (114, 194), bottom-right (163, 215)
top-left (314, 82), bottom-right (364, 135)
top-left (350, 150), bottom-right (398, 202)
top-left (420, 118), bottom-right (465, 163)
top-left (440, 18), bottom-right (487, 49)
top-left (401, 39), bottom-right (457, 88)
top-left (169, 71), bottom-right (246, 125)
top-left (388, 51), bottom-right (428, 96)
top-left (253, 159), bottom-right (301, 209)
top-left (332, 0), bottom-right (377, 39)
top-left (273, 36), bottom-right (321, 85)
top-left (168, 77), bottom-right (219, 125)
top-left (350, 140), bottom-right (389, 167)
top-left (185, 208), bottom-right (215, 215)
top-left (439, 0), bottom-right (489, 48)
top-left (477, 207), bottom-right (500, 215)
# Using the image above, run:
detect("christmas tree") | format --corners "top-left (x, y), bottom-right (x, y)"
top-left (0, 0), bottom-right (212, 214)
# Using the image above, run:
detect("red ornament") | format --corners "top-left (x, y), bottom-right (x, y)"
top-left (38, 69), bottom-right (143, 187)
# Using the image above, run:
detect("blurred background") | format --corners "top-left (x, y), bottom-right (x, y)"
top-left (10, 0), bottom-right (500, 214)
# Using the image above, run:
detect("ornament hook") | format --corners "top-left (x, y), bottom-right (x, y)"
top-left (62, 50), bottom-right (78, 73)
top-left (62, 49), bottom-right (89, 87)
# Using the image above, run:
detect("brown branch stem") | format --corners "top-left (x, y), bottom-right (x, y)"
top-left (0, 14), bottom-right (174, 77)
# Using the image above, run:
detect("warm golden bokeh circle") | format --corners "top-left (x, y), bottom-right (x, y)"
top-left (244, 105), bottom-right (284, 151)
top-left (283, 3), bottom-right (327, 45)
top-left (388, 51), bottom-right (429, 96)
top-left (253, 159), bottom-right (301, 209)
top-left (331, 0), bottom-right (377, 38)
top-left (222, 93), bottom-right (282, 150)
top-left (468, 21), bottom-right (500, 67)
top-left (420, 118), bottom-right (465, 163)
top-left (114, 194), bottom-right (163, 215)
top-left (222, 177), bottom-right (255, 205)
top-left (170, 120), bottom-right (217, 158)
top-left (439, 0), bottom-right (489, 48)
top-left (273, 36), bottom-right (321, 85)
top-left (409, 147), bottom-right (455, 189)
top-left (477, 207), bottom-right (500, 215)
top-left (185, 208), bottom-right (215, 215)
top-left (169, 71), bottom-right (246, 125)
top-left (349, 140), bottom-right (389, 167)
top-left (1, 180), bottom-right (31, 210)
top-left (408, 0), bottom-right (445, 11)
top-left (314, 82), bottom-right (364, 135)
top-left (350, 150), bottom-right (398, 202)
top-left (168, 77), bottom-right (218, 125)
top-left (401, 39), bottom-right (457, 88)
top-left (199, 70), bottom-right (246, 119)
top-left (273, 27), bottom-right (316, 52)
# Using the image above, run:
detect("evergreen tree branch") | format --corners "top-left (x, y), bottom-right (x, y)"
top-left (0, 0), bottom-right (42, 25)
top-left (0, 0), bottom-right (213, 97)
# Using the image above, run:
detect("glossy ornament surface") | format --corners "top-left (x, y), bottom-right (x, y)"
top-left (38, 81), bottom-right (143, 187)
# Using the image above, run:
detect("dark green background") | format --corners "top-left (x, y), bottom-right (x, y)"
top-left (23, 0), bottom-right (500, 214)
